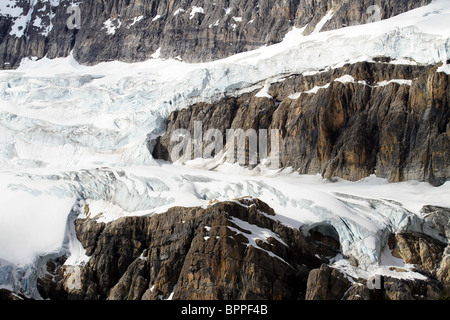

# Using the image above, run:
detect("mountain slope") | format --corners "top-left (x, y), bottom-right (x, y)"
top-left (0, 0), bottom-right (433, 68)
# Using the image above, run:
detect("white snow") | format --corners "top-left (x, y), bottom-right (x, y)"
top-left (0, 1), bottom-right (23, 18)
top-left (128, 15), bottom-right (144, 28)
top-left (304, 83), bottom-right (331, 94)
top-left (103, 18), bottom-right (122, 35)
top-left (173, 8), bottom-right (185, 16)
top-left (209, 19), bottom-right (220, 28)
top-left (151, 47), bottom-right (162, 59)
top-left (437, 61), bottom-right (450, 74)
top-left (376, 79), bottom-right (413, 87)
top-left (32, 16), bottom-right (42, 28)
top-left (9, 11), bottom-right (30, 37)
top-left (0, 172), bottom-right (76, 266)
top-left (4, 0), bottom-right (59, 38)
top-left (229, 216), bottom-right (288, 247)
top-left (288, 92), bottom-right (301, 100)
top-left (228, 216), bottom-right (291, 264)
top-left (255, 83), bottom-right (273, 98)
top-left (311, 9), bottom-right (334, 35)
top-left (190, 6), bottom-right (204, 20)
top-left (335, 75), bottom-right (355, 84)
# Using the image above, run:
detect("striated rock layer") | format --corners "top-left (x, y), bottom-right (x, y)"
top-left (0, 0), bottom-right (432, 69)
top-left (152, 61), bottom-right (449, 186)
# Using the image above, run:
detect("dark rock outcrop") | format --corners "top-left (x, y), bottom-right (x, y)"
top-left (0, 0), bottom-right (433, 69)
top-left (0, 288), bottom-right (27, 300)
top-left (382, 276), bottom-right (441, 300)
top-left (389, 232), bottom-right (446, 276)
top-left (305, 263), bottom-right (352, 300)
top-left (389, 229), bottom-right (450, 296)
top-left (152, 61), bottom-right (449, 186)
top-left (40, 198), bottom-right (340, 300)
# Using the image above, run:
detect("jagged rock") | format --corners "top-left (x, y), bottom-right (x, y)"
top-left (152, 62), bottom-right (449, 186)
top-left (383, 276), bottom-right (441, 300)
top-left (48, 198), bottom-right (339, 300)
top-left (305, 264), bottom-right (352, 300)
top-left (64, 263), bottom-right (101, 300)
top-left (437, 247), bottom-right (450, 296)
top-left (36, 256), bottom-right (68, 300)
top-left (0, 0), bottom-right (433, 69)
top-left (343, 282), bottom-right (372, 300)
top-left (420, 205), bottom-right (450, 240)
top-left (107, 258), bottom-right (148, 300)
top-left (419, 205), bottom-right (450, 295)
top-left (0, 288), bottom-right (27, 300)
top-left (389, 232), bottom-right (446, 276)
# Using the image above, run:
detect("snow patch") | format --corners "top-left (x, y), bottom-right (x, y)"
top-left (103, 18), bottom-right (122, 35)
top-left (437, 61), bottom-right (450, 74)
top-left (190, 6), bottom-right (204, 20)
top-left (173, 8), bottom-right (185, 16)
top-left (0, 1), bottom-right (23, 17)
top-left (255, 83), bottom-right (273, 98)
top-left (311, 10), bottom-right (334, 35)
top-left (376, 79), bottom-right (413, 86)
top-left (335, 75), bottom-right (355, 84)
top-left (128, 15), bottom-right (144, 28)
top-left (304, 83), bottom-right (331, 94)
top-left (151, 47), bottom-right (162, 59)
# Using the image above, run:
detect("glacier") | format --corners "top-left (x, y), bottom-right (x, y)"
top-left (0, 0), bottom-right (450, 298)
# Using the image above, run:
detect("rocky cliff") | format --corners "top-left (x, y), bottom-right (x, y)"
top-left (152, 60), bottom-right (449, 186)
top-left (0, 0), bottom-right (432, 69)
top-left (30, 198), bottom-right (450, 300)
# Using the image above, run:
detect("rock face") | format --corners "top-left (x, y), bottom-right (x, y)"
top-left (0, 288), bottom-right (27, 300)
top-left (389, 232), bottom-right (446, 275)
top-left (33, 199), bottom-right (450, 300)
top-left (152, 61), bottom-right (449, 186)
top-left (38, 198), bottom-right (341, 300)
top-left (0, 0), bottom-right (432, 69)
top-left (305, 229), bottom-right (448, 301)
top-left (389, 228), bottom-right (450, 296)
top-left (305, 264), bottom-right (351, 300)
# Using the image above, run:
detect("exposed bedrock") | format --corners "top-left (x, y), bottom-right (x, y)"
top-left (152, 61), bottom-right (449, 186)
top-left (0, 0), bottom-right (433, 69)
